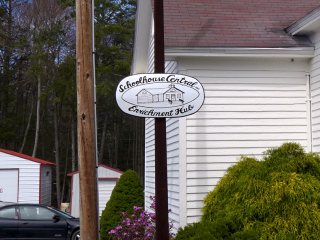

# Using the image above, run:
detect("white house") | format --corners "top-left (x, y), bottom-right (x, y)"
top-left (68, 164), bottom-right (123, 217)
top-left (0, 148), bottom-right (54, 205)
top-left (132, 0), bottom-right (320, 231)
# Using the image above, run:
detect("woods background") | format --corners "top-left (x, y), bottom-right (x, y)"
top-left (0, 0), bottom-right (144, 208)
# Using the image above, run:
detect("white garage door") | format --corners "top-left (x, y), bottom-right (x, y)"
top-left (98, 179), bottom-right (117, 216)
top-left (0, 169), bottom-right (18, 202)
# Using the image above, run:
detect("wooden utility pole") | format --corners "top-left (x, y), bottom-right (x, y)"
top-left (76, 0), bottom-right (99, 239)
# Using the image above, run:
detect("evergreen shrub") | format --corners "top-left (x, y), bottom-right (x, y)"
top-left (175, 219), bottom-right (236, 240)
top-left (176, 143), bottom-right (320, 239)
top-left (100, 169), bottom-right (144, 240)
top-left (175, 218), bottom-right (260, 240)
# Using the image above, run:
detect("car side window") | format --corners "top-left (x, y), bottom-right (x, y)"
top-left (20, 206), bottom-right (55, 220)
top-left (20, 206), bottom-right (38, 220)
top-left (0, 207), bottom-right (16, 219)
top-left (37, 207), bottom-right (55, 220)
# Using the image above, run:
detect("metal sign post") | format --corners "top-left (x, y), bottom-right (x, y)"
top-left (154, 0), bottom-right (169, 239)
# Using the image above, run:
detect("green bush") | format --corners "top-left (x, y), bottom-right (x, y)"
top-left (175, 218), bottom-right (260, 240)
top-left (175, 219), bottom-right (237, 240)
top-left (100, 169), bottom-right (144, 240)
top-left (177, 143), bottom-right (320, 239)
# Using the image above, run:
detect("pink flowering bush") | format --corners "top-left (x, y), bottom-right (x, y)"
top-left (108, 196), bottom-right (175, 240)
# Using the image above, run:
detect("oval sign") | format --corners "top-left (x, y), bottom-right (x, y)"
top-left (116, 74), bottom-right (205, 118)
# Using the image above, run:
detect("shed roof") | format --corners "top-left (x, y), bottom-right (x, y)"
top-left (67, 164), bottom-right (124, 176)
top-left (160, 0), bottom-right (320, 48)
top-left (0, 148), bottom-right (55, 165)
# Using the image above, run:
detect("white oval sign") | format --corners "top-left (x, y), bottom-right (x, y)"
top-left (116, 74), bottom-right (205, 118)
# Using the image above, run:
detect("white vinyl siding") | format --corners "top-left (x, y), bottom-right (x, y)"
top-left (178, 57), bottom-right (309, 224)
top-left (148, 34), bottom-right (155, 73)
top-left (144, 117), bottom-right (155, 201)
top-left (98, 179), bottom-right (118, 216)
top-left (166, 117), bottom-right (180, 228)
top-left (70, 174), bottom-right (80, 217)
top-left (310, 32), bottom-right (320, 153)
top-left (144, 117), bottom-right (181, 231)
top-left (97, 166), bottom-right (122, 178)
top-left (69, 165), bottom-right (122, 218)
top-left (0, 152), bottom-right (41, 203)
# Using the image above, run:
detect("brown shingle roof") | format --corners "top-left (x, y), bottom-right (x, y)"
top-left (161, 0), bottom-right (320, 47)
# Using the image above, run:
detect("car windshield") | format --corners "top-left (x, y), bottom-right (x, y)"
top-left (48, 207), bottom-right (76, 219)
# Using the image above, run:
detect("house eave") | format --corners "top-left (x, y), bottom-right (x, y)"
top-left (165, 47), bottom-right (315, 59)
top-left (286, 6), bottom-right (320, 36)
top-left (131, 0), bottom-right (153, 74)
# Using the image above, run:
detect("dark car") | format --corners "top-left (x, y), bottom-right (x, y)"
top-left (0, 203), bottom-right (80, 240)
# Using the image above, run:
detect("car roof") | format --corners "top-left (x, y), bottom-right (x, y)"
top-left (0, 201), bottom-right (16, 207)
top-left (0, 202), bottom-right (51, 208)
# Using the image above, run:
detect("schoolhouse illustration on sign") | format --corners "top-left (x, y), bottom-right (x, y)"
top-left (136, 84), bottom-right (184, 104)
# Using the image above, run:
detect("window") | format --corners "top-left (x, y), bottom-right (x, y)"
top-left (37, 207), bottom-right (55, 220)
top-left (166, 94), bottom-right (170, 99)
top-left (20, 206), bottom-right (38, 220)
top-left (0, 207), bottom-right (16, 219)
top-left (20, 206), bottom-right (54, 220)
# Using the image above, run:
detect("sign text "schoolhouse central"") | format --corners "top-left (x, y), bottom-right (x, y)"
top-left (118, 74), bottom-right (198, 93)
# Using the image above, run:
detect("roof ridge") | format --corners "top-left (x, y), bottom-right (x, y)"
top-left (0, 148), bottom-right (55, 165)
